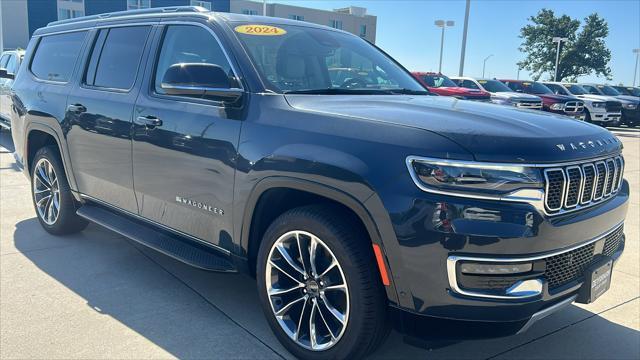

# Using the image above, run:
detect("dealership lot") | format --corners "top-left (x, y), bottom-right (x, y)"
top-left (0, 128), bottom-right (638, 359)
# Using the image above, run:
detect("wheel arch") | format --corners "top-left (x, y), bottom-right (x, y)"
top-left (241, 176), bottom-right (398, 303)
top-left (25, 122), bottom-right (78, 195)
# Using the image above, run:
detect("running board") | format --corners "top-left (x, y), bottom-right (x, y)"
top-left (77, 204), bottom-right (236, 272)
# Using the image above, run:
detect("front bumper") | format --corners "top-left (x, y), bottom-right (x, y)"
top-left (621, 108), bottom-right (639, 124)
top-left (372, 176), bottom-right (629, 338)
top-left (591, 110), bottom-right (622, 123)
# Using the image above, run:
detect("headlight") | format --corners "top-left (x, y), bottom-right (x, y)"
top-left (550, 103), bottom-right (565, 110)
top-left (407, 157), bottom-right (544, 196)
top-left (592, 102), bottom-right (606, 109)
top-left (624, 103), bottom-right (638, 109)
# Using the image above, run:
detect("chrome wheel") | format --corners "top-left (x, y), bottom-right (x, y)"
top-left (265, 231), bottom-right (349, 351)
top-left (33, 158), bottom-right (60, 225)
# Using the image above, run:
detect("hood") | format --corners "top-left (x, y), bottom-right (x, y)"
top-left (491, 92), bottom-right (541, 101)
top-left (285, 95), bottom-right (621, 163)
top-left (614, 95), bottom-right (640, 104)
top-left (574, 94), bottom-right (620, 103)
top-left (535, 93), bottom-right (580, 102)
top-left (432, 87), bottom-right (489, 97)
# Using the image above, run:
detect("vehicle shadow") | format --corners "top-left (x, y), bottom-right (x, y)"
top-left (11, 217), bottom-right (640, 359)
top-left (10, 218), bottom-right (285, 359)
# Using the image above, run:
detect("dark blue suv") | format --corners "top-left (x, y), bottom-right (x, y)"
top-left (4, 7), bottom-right (629, 359)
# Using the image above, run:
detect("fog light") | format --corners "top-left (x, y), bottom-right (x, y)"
top-left (460, 262), bottom-right (533, 275)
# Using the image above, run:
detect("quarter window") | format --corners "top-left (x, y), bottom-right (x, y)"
top-left (85, 26), bottom-right (151, 90)
top-left (154, 25), bottom-right (236, 97)
top-left (31, 31), bottom-right (86, 82)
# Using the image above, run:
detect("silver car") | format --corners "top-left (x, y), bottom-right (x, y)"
top-left (0, 49), bottom-right (24, 130)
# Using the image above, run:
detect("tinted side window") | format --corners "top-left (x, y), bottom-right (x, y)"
top-left (5, 55), bottom-right (17, 74)
top-left (31, 32), bottom-right (86, 82)
top-left (154, 25), bottom-right (236, 96)
top-left (462, 80), bottom-right (479, 89)
top-left (546, 84), bottom-right (564, 95)
top-left (0, 55), bottom-right (9, 69)
top-left (87, 26), bottom-right (150, 90)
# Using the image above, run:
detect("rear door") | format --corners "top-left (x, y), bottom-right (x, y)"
top-left (131, 22), bottom-right (244, 249)
top-left (66, 24), bottom-right (154, 213)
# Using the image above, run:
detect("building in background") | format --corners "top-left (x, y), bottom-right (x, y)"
top-left (229, 1), bottom-right (376, 43)
top-left (0, 0), bottom-right (377, 51)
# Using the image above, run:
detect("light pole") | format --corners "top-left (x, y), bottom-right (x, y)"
top-left (458, 0), bottom-right (471, 76)
top-left (633, 48), bottom-right (640, 87)
top-left (263, 0), bottom-right (267, 16)
top-left (482, 54), bottom-right (493, 78)
top-left (552, 37), bottom-right (568, 81)
top-left (435, 20), bottom-right (455, 73)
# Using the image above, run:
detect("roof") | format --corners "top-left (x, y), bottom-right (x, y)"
top-left (39, 5), bottom-right (339, 36)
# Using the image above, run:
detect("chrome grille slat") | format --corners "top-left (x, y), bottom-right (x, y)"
top-left (544, 155), bottom-right (624, 214)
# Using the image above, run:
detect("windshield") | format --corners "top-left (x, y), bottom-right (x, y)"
top-left (520, 81), bottom-right (552, 94)
top-left (598, 85), bottom-right (621, 96)
top-left (421, 74), bottom-right (458, 87)
top-left (478, 79), bottom-right (512, 92)
top-left (564, 84), bottom-right (588, 95)
top-left (232, 23), bottom-right (425, 94)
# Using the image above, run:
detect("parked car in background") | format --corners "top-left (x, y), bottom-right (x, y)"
top-left (612, 86), bottom-right (640, 97)
top-left (499, 80), bottom-right (585, 119)
top-left (582, 84), bottom-right (639, 127)
top-left (0, 49), bottom-right (24, 130)
top-left (412, 72), bottom-right (491, 101)
top-left (452, 77), bottom-right (542, 109)
top-left (543, 82), bottom-right (621, 126)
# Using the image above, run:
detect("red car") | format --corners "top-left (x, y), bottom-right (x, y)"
top-left (412, 72), bottom-right (491, 101)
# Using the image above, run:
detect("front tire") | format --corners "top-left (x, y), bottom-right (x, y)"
top-left (30, 146), bottom-right (88, 235)
top-left (256, 205), bottom-right (389, 359)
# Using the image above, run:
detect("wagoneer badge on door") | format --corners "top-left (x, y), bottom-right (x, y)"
top-left (175, 196), bottom-right (224, 216)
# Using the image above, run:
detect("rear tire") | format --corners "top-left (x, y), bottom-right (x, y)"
top-left (256, 205), bottom-right (389, 359)
top-left (30, 146), bottom-right (88, 235)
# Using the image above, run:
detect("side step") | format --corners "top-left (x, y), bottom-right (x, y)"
top-left (77, 204), bottom-right (236, 272)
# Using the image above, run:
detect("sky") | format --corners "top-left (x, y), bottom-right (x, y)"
top-left (273, 0), bottom-right (640, 85)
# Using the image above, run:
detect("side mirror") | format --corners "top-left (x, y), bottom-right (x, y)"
top-left (161, 63), bottom-right (242, 102)
top-left (0, 68), bottom-right (15, 80)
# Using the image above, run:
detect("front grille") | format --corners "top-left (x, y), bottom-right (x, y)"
top-left (564, 101), bottom-right (585, 113)
top-left (545, 243), bottom-right (596, 289)
top-left (603, 225), bottom-right (624, 257)
top-left (516, 101), bottom-right (543, 109)
top-left (544, 155), bottom-right (624, 214)
top-left (606, 101), bottom-right (622, 112)
top-left (545, 224), bottom-right (624, 289)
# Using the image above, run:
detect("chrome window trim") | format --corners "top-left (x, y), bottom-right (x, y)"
top-left (544, 168), bottom-right (566, 212)
top-left (79, 194), bottom-right (231, 255)
top-left (563, 166), bottom-right (583, 208)
top-left (446, 221), bottom-right (624, 300)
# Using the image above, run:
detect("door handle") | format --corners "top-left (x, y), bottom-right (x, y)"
top-left (135, 116), bottom-right (163, 128)
top-left (67, 104), bottom-right (86, 113)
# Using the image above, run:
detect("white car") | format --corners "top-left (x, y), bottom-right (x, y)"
top-left (543, 82), bottom-right (621, 126)
top-left (451, 77), bottom-right (543, 109)
top-left (0, 49), bottom-right (25, 130)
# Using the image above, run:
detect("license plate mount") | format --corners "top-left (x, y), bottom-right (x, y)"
top-left (576, 257), bottom-right (613, 304)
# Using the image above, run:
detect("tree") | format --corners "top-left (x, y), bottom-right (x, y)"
top-left (518, 9), bottom-right (612, 82)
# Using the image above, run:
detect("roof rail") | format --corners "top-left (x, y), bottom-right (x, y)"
top-left (47, 6), bottom-right (209, 27)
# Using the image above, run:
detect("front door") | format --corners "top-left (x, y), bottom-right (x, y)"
top-left (66, 25), bottom-right (154, 213)
top-left (132, 23), bottom-right (243, 249)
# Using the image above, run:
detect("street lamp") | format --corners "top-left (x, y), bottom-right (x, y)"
top-left (633, 48), bottom-right (640, 87)
top-left (263, 0), bottom-right (267, 16)
top-left (482, 54), bottom-right (493, 78)
top-left (552, 37), bottom-right (568, 81)
top-left (435, 20), bottom-right (455, 73)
